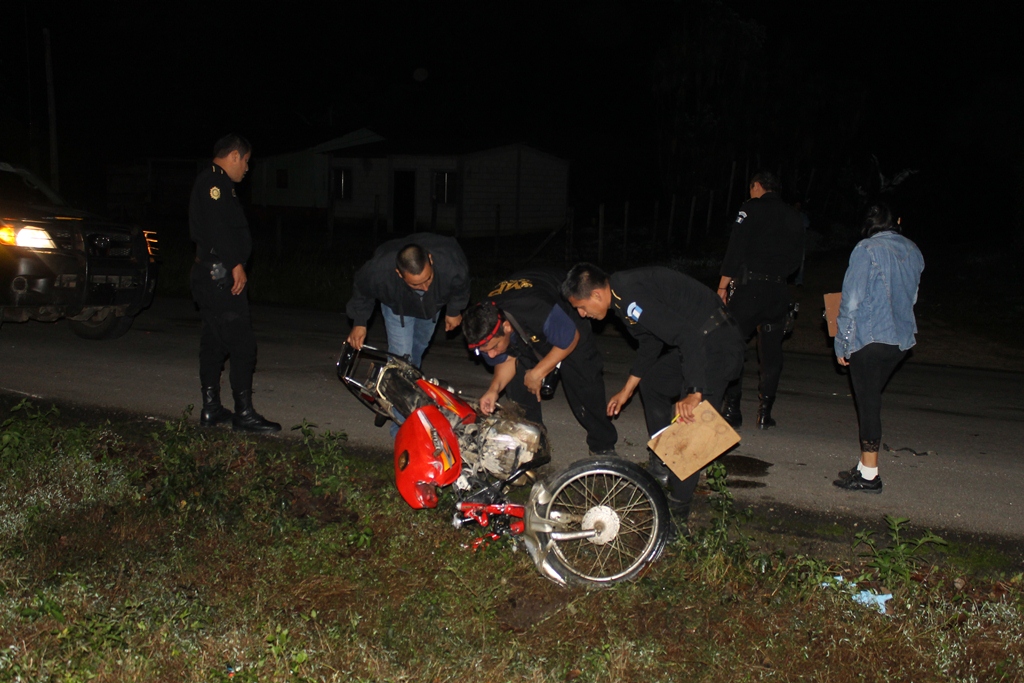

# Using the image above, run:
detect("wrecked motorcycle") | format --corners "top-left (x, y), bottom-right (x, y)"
top-left (337, 343), bottom-right (672, 588)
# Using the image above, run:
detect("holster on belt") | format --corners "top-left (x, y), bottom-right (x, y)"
top-left (699, 307), bottom-right (736, 336)
top-left (196, 256), bottom-right (230, 289)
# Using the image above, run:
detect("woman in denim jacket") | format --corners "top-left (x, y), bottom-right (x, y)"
top-left (833, 204), bottom-right (924, 493)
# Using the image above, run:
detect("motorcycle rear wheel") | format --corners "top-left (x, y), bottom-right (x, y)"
top-left (536, 458), bottom-right (670, 588)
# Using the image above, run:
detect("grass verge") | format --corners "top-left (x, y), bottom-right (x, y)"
top-left (1, 399), bottom-right (1022, 682)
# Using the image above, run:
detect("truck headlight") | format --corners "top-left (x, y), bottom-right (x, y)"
top-left (0, 223), bottom-right (57, 249)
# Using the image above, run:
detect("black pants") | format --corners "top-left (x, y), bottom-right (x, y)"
top-left (638, 323), bottom-right (745, 503)
top-left (724, 281), bottom-right (790, 401)
top-left (191, 264), bottom-right (257, 394)
top-left (503, 317), bottom-right (617, 453)
top-left (848, 343), bottom-right (906, 452)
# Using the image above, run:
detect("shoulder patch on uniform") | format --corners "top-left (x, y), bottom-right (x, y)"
top-left (488, 278), bottom-right (533, 297)
top-left (735, 211), bottom-right (747, 224)
top-left (210, 186), bottom-right (221, 200)
top-left (626, 301), bottom-right (643, 322)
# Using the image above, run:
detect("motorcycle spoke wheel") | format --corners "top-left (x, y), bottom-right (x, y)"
top-left (539, 460), bottom-right (669, 587)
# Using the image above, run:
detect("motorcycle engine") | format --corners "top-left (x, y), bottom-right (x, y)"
top-left (457, 415), bottom-right (547, 483)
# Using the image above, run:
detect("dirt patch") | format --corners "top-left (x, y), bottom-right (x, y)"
top-left (495, 588), bottom-right (577, 633)
top-left (285, 473), bottom-right (360, 525)
top-left (289, 575), bottom-right (359, 615)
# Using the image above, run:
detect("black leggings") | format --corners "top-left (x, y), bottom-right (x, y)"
top-left (848, 343), bottom-right (906, 452)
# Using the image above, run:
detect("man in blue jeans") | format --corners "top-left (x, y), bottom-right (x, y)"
top-left (345, 233), bottom-right (470, 368)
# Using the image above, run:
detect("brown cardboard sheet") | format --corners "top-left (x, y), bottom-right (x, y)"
top-left (824, 292), bottom-right (842, 337)
top-left (647, 401), bottom-right (741, 481)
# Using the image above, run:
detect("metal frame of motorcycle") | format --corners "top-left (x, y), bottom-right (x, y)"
top-left (337, 343), bottom-right (670, 587)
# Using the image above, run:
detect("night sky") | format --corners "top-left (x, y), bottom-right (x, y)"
top-left (3, 1), bottom-right (1021, 249)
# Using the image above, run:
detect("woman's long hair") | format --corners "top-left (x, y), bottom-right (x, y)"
top-left (862, 203), bottom-right (900, 238)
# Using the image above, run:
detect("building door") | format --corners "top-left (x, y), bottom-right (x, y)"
top-left (393, 170), bottom-right (415, 235)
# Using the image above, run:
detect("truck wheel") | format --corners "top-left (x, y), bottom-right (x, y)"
top-left (69, 314), bottom-right (135, 340)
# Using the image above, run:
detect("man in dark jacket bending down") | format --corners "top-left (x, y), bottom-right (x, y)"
top-left (345, 233), bottom-right (470, 368)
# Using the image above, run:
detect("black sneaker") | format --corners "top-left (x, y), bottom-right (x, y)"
top-left (833, 471), bottom-right (883, 494)
top-left (837, 463), bottom-right (860, 480)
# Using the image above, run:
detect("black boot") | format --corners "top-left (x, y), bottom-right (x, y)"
top-left (200, 386), bottom-right (233, 427)
top-left (756, 394), bottom-right (777, 430)
top-left (231, 389), bottom-right (282, 433)
top-left (647, 451), bottom-right (671, 489)
top-left (720, 394), bottom-right (743, 429)
top-left (665, 493), bottom-right (691, 543)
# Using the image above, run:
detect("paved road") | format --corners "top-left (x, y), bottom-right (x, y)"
top-left (2, 297), bottom-right (1022, 540)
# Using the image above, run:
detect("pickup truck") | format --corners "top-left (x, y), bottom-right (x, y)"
top-left (1, 161), bottom-right (158, 339)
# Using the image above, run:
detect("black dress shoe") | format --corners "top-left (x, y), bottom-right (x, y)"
top-left (833, 471), bottom-right (883, 493)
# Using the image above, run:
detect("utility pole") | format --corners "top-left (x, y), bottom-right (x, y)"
top-left (25, 5), bottom-right (41, 174)
top-left (43, 28), bottom-right (58, 192)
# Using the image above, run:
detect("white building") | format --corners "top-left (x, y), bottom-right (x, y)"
top-left (249, 129), bottom-right (569, 237)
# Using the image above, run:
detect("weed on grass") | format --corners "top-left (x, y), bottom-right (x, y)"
top-left (1, 401), bottom-right (1022, 681)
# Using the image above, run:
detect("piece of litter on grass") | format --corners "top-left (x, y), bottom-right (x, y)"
top-left (819, 576), bottom-right (893, 615)
top-left (883, 443), bottom-right (938, 457)
top-left (852, 590), bottom-right (893, 614)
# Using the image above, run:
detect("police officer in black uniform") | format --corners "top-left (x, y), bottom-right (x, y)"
top-left (189, 134), bottom-right (280, 433)
top-left (563, 263), bottom-right (745, 515)
top-left (462, 268), bottom-right (617, 456)
top-left (717, 171), bottom-right (804, 430)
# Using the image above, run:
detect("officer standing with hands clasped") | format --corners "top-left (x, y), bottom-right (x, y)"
top-left (345, 233), bottom-right (470, 369)
top-left (717, 171), bottom-right (804, 430)
top-left (189, 134), bottom-right (280, 433)
top-left (563, 263), bottom-right (745, 517)
top-left (462, 268), bottom-right (618, 456)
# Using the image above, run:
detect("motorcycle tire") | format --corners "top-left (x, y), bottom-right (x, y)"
top-left (534, 458), bottom-right (671, 588)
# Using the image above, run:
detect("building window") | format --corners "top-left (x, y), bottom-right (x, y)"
top-left (276, 169), bottom-right (289, 189)
top-left (432, 171), bottom-right (457, 204)
top-left (334, 168), bottom-right (352, 201)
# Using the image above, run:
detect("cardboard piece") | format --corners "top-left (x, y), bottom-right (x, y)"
top-left (647, 402), bottom-right (741, 481)
top-left (823, 292), bottom-right (842, 338)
